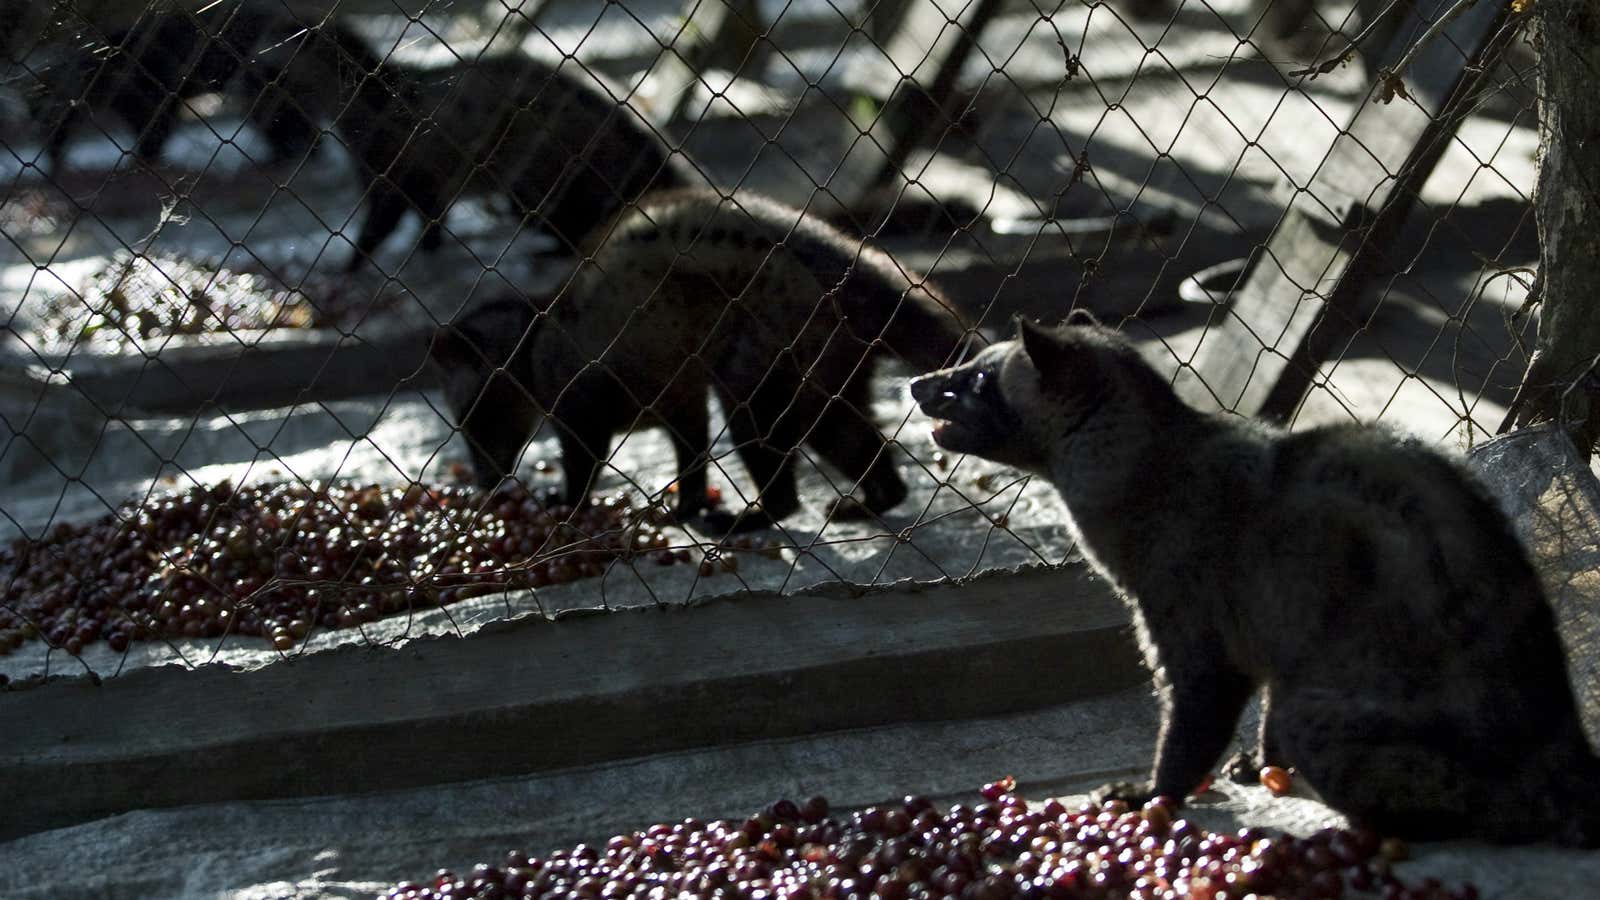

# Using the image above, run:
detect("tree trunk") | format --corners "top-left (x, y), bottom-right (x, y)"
top-left (1503, 0), bottom-right (1600, 454)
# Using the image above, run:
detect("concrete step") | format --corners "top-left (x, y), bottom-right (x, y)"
top-left (0, 565), bottom-right (1140, 842)
top-left (6, 684), bottom-right (1598, 900)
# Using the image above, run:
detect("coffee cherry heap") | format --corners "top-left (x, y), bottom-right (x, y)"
top-left (39, 251), bottom-right (398, 348)
top-left (0, 479), bottom-right (778, 657)
top-left (382, 781), bottom-right (1479, 900)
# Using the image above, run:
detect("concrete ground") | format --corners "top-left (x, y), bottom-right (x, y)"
top-left (6, 686), bottom-right (1600, 899)
top-left (1, 2), bottom-right (1587, 896)
top-left (0, 0), bottom-right (1539, 677)
top-left (0, 375), bottom-right (1081, 682)
top-left (2, 426), bottom-right (1593, 897)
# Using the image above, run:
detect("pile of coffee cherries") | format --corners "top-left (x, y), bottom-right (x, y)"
top-left (0, 479), bottom-right (772, 656)
top-left (381, 780), bottom-right (1478, 900)
top-left (39, 251), bottom-right (396, 347)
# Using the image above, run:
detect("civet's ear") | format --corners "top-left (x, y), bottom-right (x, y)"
top-left (1018, 316), bottom-right (1094, 393)
top-left (1064, 308), bottom-right (1100, 328)
top-left (1017, 316), bottom-right (1061, 367)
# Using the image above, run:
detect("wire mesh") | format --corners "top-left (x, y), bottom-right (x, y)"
top-left (0, 0), bottom-right (1560, 682)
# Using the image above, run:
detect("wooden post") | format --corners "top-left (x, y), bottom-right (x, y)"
top-left (1500, 0), bottom-right (1600, 455)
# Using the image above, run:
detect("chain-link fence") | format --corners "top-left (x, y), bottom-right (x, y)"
top-left (0, 0), bottom-right (1555, 682)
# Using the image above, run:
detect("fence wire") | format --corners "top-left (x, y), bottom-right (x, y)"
top-left (0, 0), bottom-right (1557, 680)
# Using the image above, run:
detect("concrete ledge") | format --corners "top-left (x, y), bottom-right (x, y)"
top-left (28, 236), bottom-right (1212, 416)
top-left (16, 210), bottom-right (1252, 416)
top-left (0, 566), bottom-right (1139, 841)
top-left (30, 323), bottom-right (434, 414)
top-left (8, 685), bottom-right (1596, 900)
